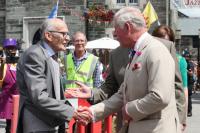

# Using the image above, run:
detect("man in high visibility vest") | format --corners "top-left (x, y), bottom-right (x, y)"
top-left (65, 31), bottom-right (101, 89)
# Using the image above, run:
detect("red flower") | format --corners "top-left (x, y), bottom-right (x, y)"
top-left (132, 62), bottom-right (141, 71)
top-left (135, 51), bottom-right (142, 56)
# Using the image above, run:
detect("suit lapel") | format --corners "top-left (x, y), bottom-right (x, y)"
top-left (38, 43), bottom-right (59, 99)
top-left (131, 33), bottom-right (152, 63)
top-left (124, 33), bottom-right (152, 102)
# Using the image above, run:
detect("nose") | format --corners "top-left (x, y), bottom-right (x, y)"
top-left (63, 36), bottom-right (70, 47)
top-left (64, 35), bottom-right (70, 42)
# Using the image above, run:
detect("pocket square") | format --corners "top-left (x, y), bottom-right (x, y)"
top-left (131, 62), bottom-right (141, 71)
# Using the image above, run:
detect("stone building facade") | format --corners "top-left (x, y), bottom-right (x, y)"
top-left (0, 0), bottom-right (167, 50)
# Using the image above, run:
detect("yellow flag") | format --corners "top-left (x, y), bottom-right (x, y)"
top-left (143, 1), bottom-right (159, 29)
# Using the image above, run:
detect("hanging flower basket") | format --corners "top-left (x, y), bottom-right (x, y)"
top-left (83, 5), bottom-right (114, 22)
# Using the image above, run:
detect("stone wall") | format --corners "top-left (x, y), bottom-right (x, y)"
top-left (0, 0), bottom-right (85, 48)
top-left (0, 0), bottom-right (5, 44)
top-left (151, 0), bottom-right (167, 25)
top-left (0, 1), bottom-right (177, 47)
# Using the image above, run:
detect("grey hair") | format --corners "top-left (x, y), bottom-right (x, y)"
top-left (40, 19), bottom-right (58, 40)
top-left (72, 31), bottom-right (87, 42)
top-left (114, 7), bottom-right (146, 30)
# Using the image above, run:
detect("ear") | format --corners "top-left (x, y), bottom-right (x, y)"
top-left (124, 22), bottom-right (132, 33)
top-left (44, 32), bottom-right (53, 42)
top-left (125, 22), bottom-right (137, 34)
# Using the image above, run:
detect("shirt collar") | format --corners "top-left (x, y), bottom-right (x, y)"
top-left (43, 41), bottom-right (56, 57)
top-left (73, 51), bottom-right (88, 60)
top-left (134, 32), bottom-right (148, 51)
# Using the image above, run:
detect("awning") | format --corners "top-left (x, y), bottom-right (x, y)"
top-left (178, 8), bottom-right (200, 18)
top-left (177, 18), bottom-right (200, 36)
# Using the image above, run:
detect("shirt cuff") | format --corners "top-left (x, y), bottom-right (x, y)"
top-left (88, 90), bottom-right (94, 103)
top-left (125, 103), bottom-right (131, 118)
top-left (89, 107), bottom-right (95, 122)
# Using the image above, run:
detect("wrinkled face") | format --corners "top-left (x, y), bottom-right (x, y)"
top-left (45, 22), bottom-right (70, 52)
top-left (73, 33), bottom-right (87, 53)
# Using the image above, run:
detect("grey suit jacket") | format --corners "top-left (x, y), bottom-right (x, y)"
top-left (92, 46), bottom-right (129, 130)
top-left (16, 43), bottom-right (74, 133)
top-left (91, 33), bottom-right (181, 133)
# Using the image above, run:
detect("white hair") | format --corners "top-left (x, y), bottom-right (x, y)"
top-left (40, 18), bottom-right (65, 40)
top-left (114, 7), bottom-right (146, 30)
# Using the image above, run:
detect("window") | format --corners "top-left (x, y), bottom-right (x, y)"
top-left (117, 0), bottom-right (125, 3)
top-left (116, 0), bottom-right (138, 4)
top-left (129, 0), bottom-right (138, 4)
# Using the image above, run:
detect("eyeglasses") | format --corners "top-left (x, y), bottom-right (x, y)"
top-left (48, 31), bottom-right (70, 38)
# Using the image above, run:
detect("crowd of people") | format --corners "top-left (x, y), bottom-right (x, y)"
top-left (0, 6), bottom-right (198, 133)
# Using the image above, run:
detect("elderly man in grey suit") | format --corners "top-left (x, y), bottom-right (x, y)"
top-left (74, 7), bottom-right (181, 133)
top-left (16, 18), bottom-right (81, 133)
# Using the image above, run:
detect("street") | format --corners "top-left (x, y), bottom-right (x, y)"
top-left (185, 92), bottom-right (200, 133)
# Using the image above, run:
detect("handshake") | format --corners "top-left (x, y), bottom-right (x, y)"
top-left (73, 106), bottom-right (94, 126)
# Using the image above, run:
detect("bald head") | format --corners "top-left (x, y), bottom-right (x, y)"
top-left (114, 7), bottom-right (146, 30)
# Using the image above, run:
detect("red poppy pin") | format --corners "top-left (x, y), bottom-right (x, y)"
top-left (135, 51), bottom-right (142, 56)
top-left (132, 62), bottom-right (141, 71)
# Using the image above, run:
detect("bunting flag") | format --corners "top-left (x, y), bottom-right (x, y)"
top-left (48, 0), bottom-right (59, 18)
top-left (143, 1), bottom-right (160, 29)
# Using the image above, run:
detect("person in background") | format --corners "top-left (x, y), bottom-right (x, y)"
top-left (152, 25), bottom-right (188, 130)
top-left (64, 31), bottom-right (101, 89)
top-left (183, 53), bottom-right (194, 117)
top-left (0, 38), bottom-right (19, 133)
top-left (16, 18), bottom-right (83, 133)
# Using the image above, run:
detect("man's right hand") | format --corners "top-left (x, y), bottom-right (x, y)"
top-left (73, 106), bottom-right (93, 126)
top-left (65, 81), bottom-right (92, 98)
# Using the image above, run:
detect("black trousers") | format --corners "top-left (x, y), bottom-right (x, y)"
top-left (188, 84), bottom-right (193, 113)
top-left (6, 119), bottom-right (11, 133)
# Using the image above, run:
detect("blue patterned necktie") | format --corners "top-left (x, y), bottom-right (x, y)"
top-left (129, 49), bottom-right (136, 63)
top-left (52, 54), bottom-right (58, 61)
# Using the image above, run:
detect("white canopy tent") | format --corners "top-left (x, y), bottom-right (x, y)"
top-left (66, 37), bottom-right (120, 50)
top-left (86, 37), bottom-right (120, 49)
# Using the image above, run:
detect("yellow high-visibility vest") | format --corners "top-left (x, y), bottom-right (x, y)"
top-left (65, 53), bottom-right (98, 89)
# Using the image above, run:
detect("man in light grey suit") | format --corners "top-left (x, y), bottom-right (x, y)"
top-left (16, 18), bottom-right (81, 133)
top-left (66, 16), bottom-right (186, 133)
top-left (76, 7), bottom-right (181, 133)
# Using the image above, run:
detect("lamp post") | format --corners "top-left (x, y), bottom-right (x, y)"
top-left (175, 29), bottom-right (181, 53)
top-left (198, 29), bottom-right (200, 64)
top-left (197, 29), bottom-right (200, 84)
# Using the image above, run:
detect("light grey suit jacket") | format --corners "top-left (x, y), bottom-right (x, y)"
top-left (16, 43), bottom-right (74, 133)
top-left (91, 38), bottom-right (186, 130)
top-left (91, 33), bottom-right (181, 133)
